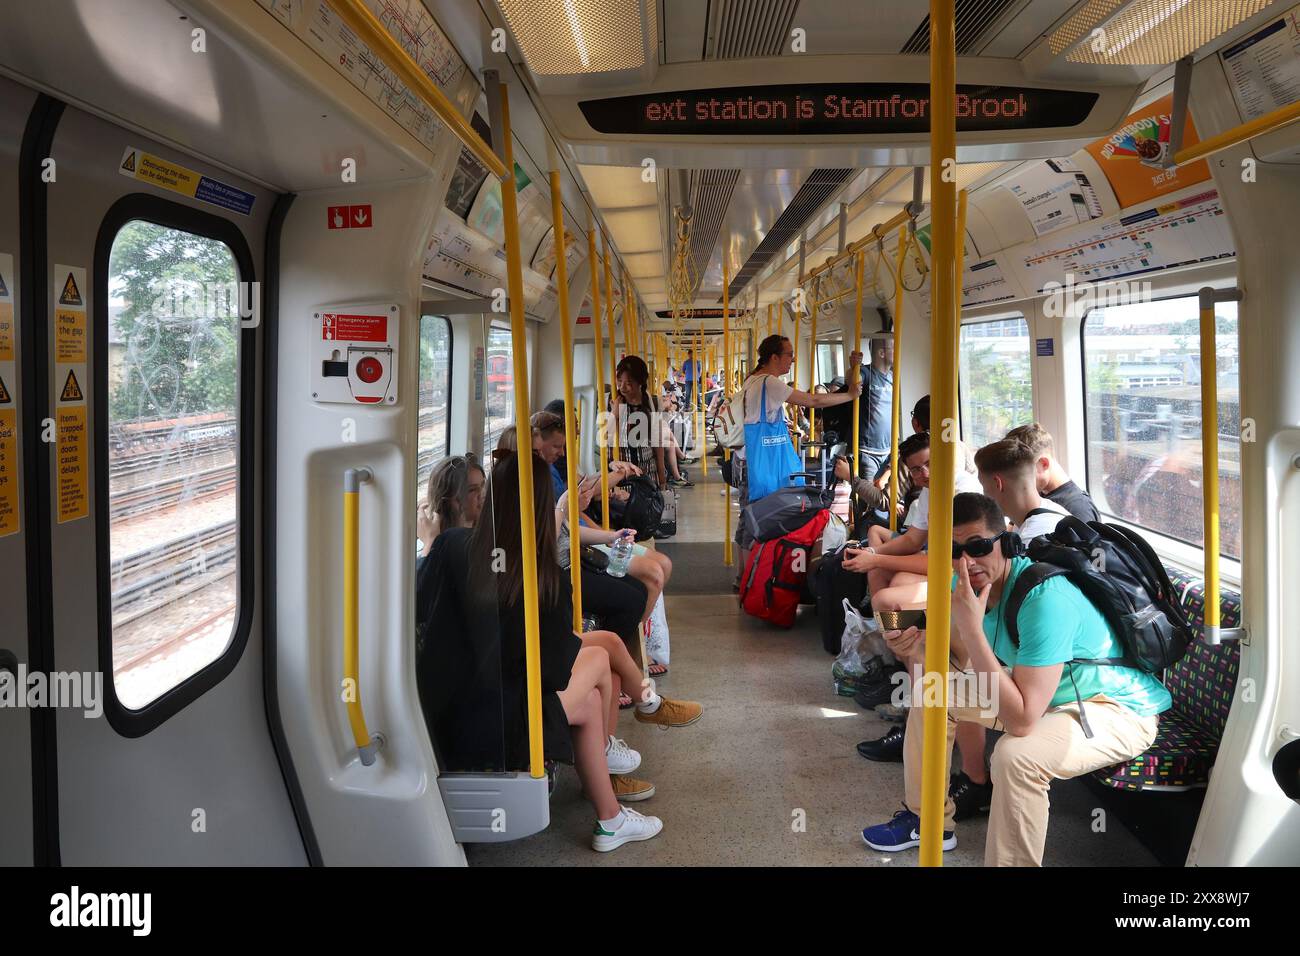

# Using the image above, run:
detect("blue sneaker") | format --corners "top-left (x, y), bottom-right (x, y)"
top-left (861, 808), bottom-right (956, 852)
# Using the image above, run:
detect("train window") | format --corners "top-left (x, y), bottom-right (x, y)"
top-left (816, 341), bottom-right (845, 384)
top-left (958, 316), bottom-right (1033, 447)
top-left (1082, 295), bottom-right (1241, 560)
top-left (416, 315), bottom-right (452, 510)
top-left (105, 219), bottom-right (241, 710)
top-left (484, 323), bottom-right (514, 450)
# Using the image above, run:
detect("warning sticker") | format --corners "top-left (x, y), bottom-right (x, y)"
top-left (0, 408), bottom-right (17, 536)
top-left (321, 312), bottom-right (389, 343)
top-left (59, 271), bottom-right (83, 306)
top-left (0, 374), bottom-right (11, 404)
top-left (0, 252), bottom-right (13, 362)
top-left (59, 369), bottom-right (83, 402)
top-left (119, 146), bottom-right (256, 216)
top-left (56, 406), bottom-right (88, 524)
top-left (56, 308), bottom-right (86, 364)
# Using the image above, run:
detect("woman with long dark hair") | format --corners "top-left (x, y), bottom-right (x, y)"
top-left (416, 452), bottom-right (664, 851)
top-left (613, 354), bottom-right (694, 488)
top-left (416, 454), bottom-right (485, 558)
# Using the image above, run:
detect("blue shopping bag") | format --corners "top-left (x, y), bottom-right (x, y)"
top-left (743, 377), bottom-right (803, 502)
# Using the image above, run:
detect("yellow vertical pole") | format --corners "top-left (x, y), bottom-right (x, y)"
top-left (850, 252), bottom-right (864, 480)
top-left (696, 329), bottom-right (707, 460)
top-left (497, 84), bottom-right (545, 778)
top-left (791, 300), bottom-right (801, 455)
top-left (919, 0), bottom-right (958, 867)
top-left (550, 169), bottom-right (583, 632)
top-left (1198, 289), bottom-right (1222, 639)
top-left (602, 234), bottom-right (621, 465)
top-left (587, 223), bottom-right (610, 530)
top-left (889, 226), bottom-right (907, 533)
top-left (723, 260), bottom-right (733, 567)
top-left (809, 280), bottom-right (819, 456)
top-left (953, 189), bottom-right (968, 432)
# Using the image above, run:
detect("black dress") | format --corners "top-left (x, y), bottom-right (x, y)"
top-left (416, 527), bottom-right (582, 770)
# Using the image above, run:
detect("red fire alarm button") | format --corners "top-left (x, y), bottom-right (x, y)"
top-left (355, 356), bottom-right (384, 383)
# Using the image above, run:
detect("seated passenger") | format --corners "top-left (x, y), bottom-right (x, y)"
top-left (860, 492), bottom-right (1170, 865)
top-left (1003, 422), bottom-right (1099, 523)
top-left (532, 409), bottom-right (681, 683)
top-left (417, 454), bottom-right (485, 558)
top-left (840, 431), bottom-right (982, 612)
top-left (975, 438), bottom-right (1070, 541)
top-left (416, 452), bottom-right (663, 850)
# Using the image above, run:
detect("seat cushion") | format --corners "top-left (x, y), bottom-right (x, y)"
top-left (1163, 565), bottom-right (1242, 739)
top-left (1093, 709), bottom-right (1218, 791)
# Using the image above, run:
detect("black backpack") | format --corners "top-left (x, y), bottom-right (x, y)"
top-left (1004, 516), bottom-right (1193, 674)
top-left (587, 474), bottom-right (665, 542)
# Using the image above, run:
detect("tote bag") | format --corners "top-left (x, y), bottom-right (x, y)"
top-left (743, 377), bottom-right (803, 502)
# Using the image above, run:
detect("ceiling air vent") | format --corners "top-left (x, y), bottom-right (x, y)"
top-left (710, 0), bottom-right (802, 59)
top-left (901, 0), bottom-right (1021, 54)
top-left (724, 168), bottom-right (854, 302)
top-left (681, 169), bottom-right (741, 300)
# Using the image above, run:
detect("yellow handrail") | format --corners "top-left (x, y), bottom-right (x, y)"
top-left (588, 224), bottom-right (611, 530)
top-left (343, 466), bottom-right (379, 766)
top-left (953, 189), bottom-right (968, 431)
top-left (723, 257), bottom-right (733, 567)
top-left (551, 169), bottom-right (584, 633)
top-left (851, 251), bottom-right (864, 481)
top-left (809, 278), bottom-right (819, 452)
top-left (804, 206), bottom-right (918, 283)
top-left (323, 0), bottom-right (507, 180)
top-left (603, 235), bottom-right (622, 464)
top-left (1198, 288), bottom-right (1224, 641)
top-left (1174, 98), bottom-right (1300, 167)
top-left (889, 226), bottom-right (907, 533)
top-left (497, 84), bottom-right (545, 779)
top-left (920, 0), bottom-right (957, 869)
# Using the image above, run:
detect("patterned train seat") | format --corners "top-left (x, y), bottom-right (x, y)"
top-left (1093, 565), bottom-right (1242, 791)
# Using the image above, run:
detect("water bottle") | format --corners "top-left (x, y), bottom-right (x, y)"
top-left (606, 533), bottom-right (634, 577)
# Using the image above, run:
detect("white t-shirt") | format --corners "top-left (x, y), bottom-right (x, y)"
top-left (741, 373), bottom-right (793, 424)
top-left (1015, 499), bottom-right (1070, 542)
top-left (912, 467), bottom-right (983, 532)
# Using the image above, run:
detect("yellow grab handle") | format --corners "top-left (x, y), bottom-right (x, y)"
top-left (343, 467), bottom-right (380, 766)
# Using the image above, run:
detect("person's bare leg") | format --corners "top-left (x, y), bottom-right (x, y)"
top-left (581, 630), bottom-right (645, 709)
top-left (956, 721), bottom-right (988, 784)
top-left (563, 644), bottom-right (613, 734)
top-left (559, 687), bottom-right (620, 820)
top-left (628, 554), bottom-right (665, 621)
top-left (866, 565), bottom-right (893, 600)
top-left (866, 525), bottom-right (892, 549)
top-left (872, 575), bottom-right (928, 612)
top-left (607, 671), bottom-right (623, 737)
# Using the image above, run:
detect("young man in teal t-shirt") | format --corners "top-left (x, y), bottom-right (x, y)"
top-left (861, 492), bottom-right (1170, 866)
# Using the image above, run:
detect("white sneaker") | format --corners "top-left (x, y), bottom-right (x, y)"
top-left (592, 806), bottom-right (664, 852)
top-left (604, 736), bottom-right (641, 775)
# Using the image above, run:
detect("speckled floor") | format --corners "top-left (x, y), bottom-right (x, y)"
top-left (466, 479), bottom-right (1159, 868)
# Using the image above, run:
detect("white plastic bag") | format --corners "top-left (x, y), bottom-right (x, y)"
top-left (644, 592), bottom-right (670, 667)
top-left (833, 598), bottom-right (872, 677)
top-left (821, 511), bottom-right (848, 555)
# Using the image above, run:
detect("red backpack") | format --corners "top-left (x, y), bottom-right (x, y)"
top-left (739, 510), bottom-right (831, 628)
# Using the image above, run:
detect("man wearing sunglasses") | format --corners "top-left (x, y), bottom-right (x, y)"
top-left (861, 492), bottom-right (1170, 865)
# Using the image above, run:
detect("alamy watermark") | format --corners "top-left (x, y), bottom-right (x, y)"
top-left (148, 278), bottom-right (261, 328)
top-left (0, 666), bottom-right (103, 718)
top-left (1042, 273), bottom-right (1152, 317)
top-left (890, 666), bottom-right (999, 719)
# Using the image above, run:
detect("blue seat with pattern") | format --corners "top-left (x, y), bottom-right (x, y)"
top-left (1093, 565), bottom-right (1241, 792)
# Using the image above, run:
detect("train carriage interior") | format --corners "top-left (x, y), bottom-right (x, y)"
top-left (1, 0), bottom-right (1298, 874)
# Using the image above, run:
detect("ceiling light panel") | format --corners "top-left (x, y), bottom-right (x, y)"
top-left (578, 164), bottom-right (658, 208)
top-left (497, 0), bottom-right (653, 75)
top-left (1053, 0), bottom-right (1274, 65)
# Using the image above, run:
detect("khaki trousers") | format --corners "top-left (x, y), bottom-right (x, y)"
top-left (902, 664), bottom-right (1158, 867)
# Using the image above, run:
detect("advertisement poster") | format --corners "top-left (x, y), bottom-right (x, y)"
top-left (1001, 158), bottom-right (1104, 237)
top-left (1083, 93), bottom-right (1210, 208)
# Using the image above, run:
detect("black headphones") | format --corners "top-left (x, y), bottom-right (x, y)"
top-left (1001, 530), bottom-right (1026, 558)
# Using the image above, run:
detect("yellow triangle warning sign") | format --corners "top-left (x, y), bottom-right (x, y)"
top-left (59, 272), bottom-right (83, 307)
top-left (60, 369), bottom-right (82, 402)
top-left (0, 270), bottom-right (8, 297)
top-left (121, 150), bottom-right (137, 173)
top-left (0, 374), bottom-right (11, 404)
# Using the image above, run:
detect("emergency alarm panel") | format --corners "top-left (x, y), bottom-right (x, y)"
top-left (310, 304), bottom-right (399, 405)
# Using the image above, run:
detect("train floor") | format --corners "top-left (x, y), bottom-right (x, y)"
top-left (466, 463), bottom-right (1159, 867)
